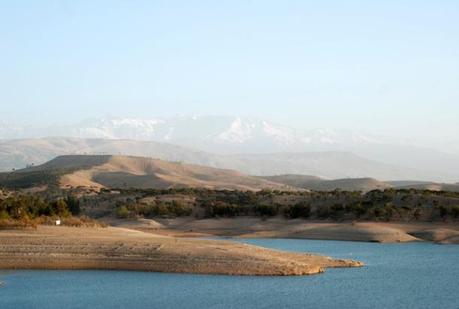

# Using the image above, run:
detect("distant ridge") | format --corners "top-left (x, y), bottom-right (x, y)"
top-left (391, 182), bottom-right (459, 192)
top-left (261, 175), bottom-right (459, 192)
top-left (0, 137), bottom-right (434, 181)
top-left (261, 175), bottom-right (391, 192)
top-left (0, 155), bottom-right (290, 191)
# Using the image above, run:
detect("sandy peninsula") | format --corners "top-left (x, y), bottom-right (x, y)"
top-left (0, 226), bottom-right (362, 276)
top-left (115, 217), bottom-right (459, 244)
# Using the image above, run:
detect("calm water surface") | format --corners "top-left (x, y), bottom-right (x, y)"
top-left (1, 239), bottom-right (458, 309)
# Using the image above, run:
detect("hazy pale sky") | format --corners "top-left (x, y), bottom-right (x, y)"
top-left (1, 1), bottom-right (458, 141)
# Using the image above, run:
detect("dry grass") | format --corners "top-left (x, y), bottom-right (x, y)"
top-left (0, 218), bottom-right (37, 230)
top-left (0, 216), bottom-right (106, 230)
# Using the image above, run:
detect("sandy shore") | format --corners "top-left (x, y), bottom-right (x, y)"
top-left (114, 218), bottom-right (459, 244)
top-left (0, 226), bottom-right (362, 276)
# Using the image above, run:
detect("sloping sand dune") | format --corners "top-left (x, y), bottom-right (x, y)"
top-left (0, 226), bottom-right (362, 276)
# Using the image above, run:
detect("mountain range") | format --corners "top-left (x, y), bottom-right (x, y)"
top-left (0, 116), bottom-right (420, 154)
top-left (0, 137), bottom-right (436, 181)
top-left (1, 116), bottom-right (458, 182)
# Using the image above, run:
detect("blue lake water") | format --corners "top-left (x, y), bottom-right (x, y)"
top-left (1, 239), bottom-right (459, 309)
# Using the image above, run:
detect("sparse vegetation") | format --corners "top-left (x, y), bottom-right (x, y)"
top-left (116, 200), bottom-right (193, 219)
top-left (2, 187), bottom-right (459, 227)
top-left (285, 201), bottom-right (311, 218)
top-left (0, 193), bottom-right (104, 228)
top-left (89, 188), bottom-right (459, 222)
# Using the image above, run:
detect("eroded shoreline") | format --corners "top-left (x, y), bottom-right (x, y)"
top-left (113, 218), bottom-right (459, 244)
top-left (0, 226), bottom-right (362, 276)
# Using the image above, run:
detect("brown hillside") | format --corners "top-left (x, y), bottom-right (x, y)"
top-left (29, 155), bottom-right (291, 191)
top-left (262, 174), bottom-right (392, 192)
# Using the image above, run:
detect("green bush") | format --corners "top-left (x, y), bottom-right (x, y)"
top-left (116, 205), bottom-right (130, 219)
top-left (0, 210), bottom-right (10, 220)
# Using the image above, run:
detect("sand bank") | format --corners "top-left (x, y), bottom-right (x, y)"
top-left (117, 218), bottom-right (459, 244)
top-left (0, 226), bottom-right (362, 276)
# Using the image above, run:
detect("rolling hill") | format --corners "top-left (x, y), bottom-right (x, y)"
top-left (0, 137), bottom-right (438, 181)
top-left (261, 175), bottom-right (392, 192)
top-left (388, 182), bottom-right (459, 192)
top-left (261, 175), bottom-right (459, 192)
top-left (0, 155), bottom-right (290, 191)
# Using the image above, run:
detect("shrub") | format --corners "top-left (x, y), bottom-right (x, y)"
top-left (255, 204), bottom-right (279, 217)
top-left (383, 203), bottom-right (394, 221)
top-left (203, 201), bottom-right (241, 217)
top-left (438, 205), bottom-right (448, 219)
top-left (53, 199), bottom-right (71, 218)
top-left (116, 205), bottom-right (130, 219)
top-left (62, 216), bottom-right (106, 228)
top-left (346, 202), bottom-right (366, 218)
top-left (65, 195), bottom-right (81, 216)
top-left (0, 218), bottom-right (30, 229)
top-left (317, 205), bottom-right (331, 219)
top-left (0, 210), bottom-right (10, 220)
top-left (286, 202), bottom-right (311, 218)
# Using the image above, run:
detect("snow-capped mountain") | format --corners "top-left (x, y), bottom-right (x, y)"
top-left (64, 116), bottom-right (304, 149)
top-left (53, 116), bottom-right (405, 154)
top-left (0, 116), bottom-right (409, 151)
top-left (0, 116), bottom-right (458, 182)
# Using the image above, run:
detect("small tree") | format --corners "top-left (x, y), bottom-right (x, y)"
top-left (286, 201), bottom-right (311, 218)
top-left (65, 195), bottom-right (81, 216)
top-left (54, 199), bottom-right (71, 218)
top-left (116, 205), bottom-right (129, 219)
top-left (438, 205), bottom-right (448, 219)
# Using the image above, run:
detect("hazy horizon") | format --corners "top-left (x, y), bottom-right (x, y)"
top-left (1, 1), bottom-right (459, 149)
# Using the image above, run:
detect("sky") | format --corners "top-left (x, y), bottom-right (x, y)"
top-left (1, 0), bottom-right (458, 143)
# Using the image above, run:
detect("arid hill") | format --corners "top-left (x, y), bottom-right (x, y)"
top-left (261, 175), bottom-right (392, 192)
top-left (261, 175), bottom-right (459, 192)
top-left (0, 155), bottom-right (290, 191)
top-left (387, 181), bottom-right (459, 192)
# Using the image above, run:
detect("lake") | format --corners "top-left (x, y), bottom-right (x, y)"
top-left (1, 239), bottom-right (458, 309)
